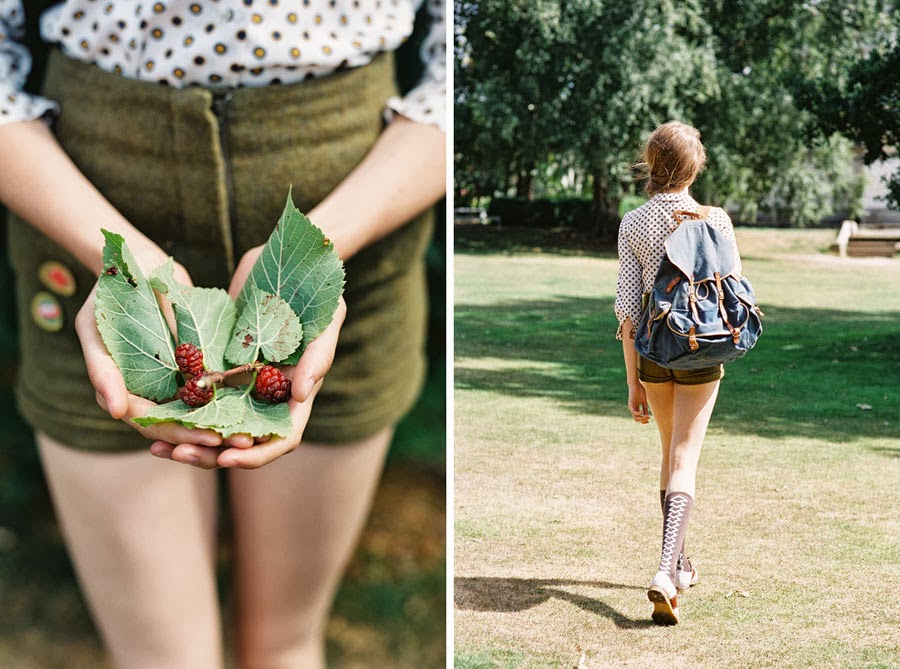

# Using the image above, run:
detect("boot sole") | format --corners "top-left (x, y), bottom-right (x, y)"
top-left (648, 586), bottom-right (679, 625)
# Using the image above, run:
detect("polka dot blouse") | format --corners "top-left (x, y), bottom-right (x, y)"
top-left (615, 189), bottom-right (742, 339)
top-left (0, 0), bottom-right (446, 131)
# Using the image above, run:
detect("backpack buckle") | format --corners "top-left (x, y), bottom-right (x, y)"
top-left (688, 281), bottom-right (700, 321)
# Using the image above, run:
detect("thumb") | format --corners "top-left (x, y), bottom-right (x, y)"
top-left (292, 297), bottom-right (346, 403)
top-left (76, 287), bottom-right (129, 419)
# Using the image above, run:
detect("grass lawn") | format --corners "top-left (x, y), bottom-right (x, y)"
top-left (454, 227), bottom-right (900, 668)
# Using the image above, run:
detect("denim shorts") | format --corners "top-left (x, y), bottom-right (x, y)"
top-left (637, 356), bottom-right (724, 385)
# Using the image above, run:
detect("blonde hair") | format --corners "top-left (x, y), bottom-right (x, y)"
top-left (634, 121), bottom-right (707, 195)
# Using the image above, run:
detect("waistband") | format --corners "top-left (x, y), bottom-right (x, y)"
top-left (45, 48), bottom-right (395, 119)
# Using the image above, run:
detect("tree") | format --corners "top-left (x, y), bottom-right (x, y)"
top-left (797, 42), bottom-right (900, 209)
top-left (455, 1), bottom-right (566, 201)
top-left (454, 0), bottom-right (896, 227)
top-left (559, 0), bottom-right (719, 235)
top-left (695, 0), bottom-right (894, 223)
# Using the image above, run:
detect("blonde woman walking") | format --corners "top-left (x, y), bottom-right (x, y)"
top-left (615, 121), bottom-right (744, 625)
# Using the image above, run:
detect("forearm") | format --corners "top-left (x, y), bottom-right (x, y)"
top-left (621, 317), bottom-right (641, 386)
top-left (307, 116), bottom-right (445, 260)
top-left (0, 119), bottom-right (167, 274)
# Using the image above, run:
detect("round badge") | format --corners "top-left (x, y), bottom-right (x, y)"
top-left (31, 291), bottom-right (64, 332)
top-left (38, 261), bottom-right (77, 297)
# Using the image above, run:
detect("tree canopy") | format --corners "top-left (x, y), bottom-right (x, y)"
top-left (455, 0), bottom-right (898, 233)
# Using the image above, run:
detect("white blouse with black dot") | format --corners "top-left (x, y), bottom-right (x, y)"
top-left (0, 0), bottom-right (445, 130)
top-left (615, 189), bottom-right (742, 339)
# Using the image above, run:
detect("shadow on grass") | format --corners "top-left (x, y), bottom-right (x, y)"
top-left (455, 296), bottom-right (900, 446)
top-left (455, 296), bottom-right (622, 415)
top-left (868, 445), bottom-right (900, 458)
top-left (454, 577), bottom-right (652, 629)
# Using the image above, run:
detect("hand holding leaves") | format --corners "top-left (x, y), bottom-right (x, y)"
top-left (93, 191), bottom-right (345, 450)
top-left (76, 261), bottom-right (227, 449)
top-left (148, 298), bottom-right (346, 469)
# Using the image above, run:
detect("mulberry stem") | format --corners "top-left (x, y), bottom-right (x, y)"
top-left (196, 362), bottom-right (263, 390)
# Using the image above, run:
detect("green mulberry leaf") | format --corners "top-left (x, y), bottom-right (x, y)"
top-left (225, 283), bottom-right (303, 365)
top-left (150, 260), bottom-right (237, 372)
top-left (132, 387), bottom-right (292, 438)
top-left (239, 191), bottom-right (344, 352)
top-left (95, 230), bottom-right (178, 401)
top-left (237, 393), bottom-right (294, 438)
top-left (132, 389), bottom-right (245, 432)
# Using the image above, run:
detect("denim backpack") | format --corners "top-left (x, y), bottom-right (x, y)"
top-left (634, 206), bottom-right (763, 370)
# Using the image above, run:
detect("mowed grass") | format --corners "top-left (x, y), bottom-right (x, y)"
top-left (454, 228), bottom-right (900, 669)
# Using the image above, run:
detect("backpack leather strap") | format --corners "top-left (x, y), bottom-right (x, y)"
top-left (674, 205), bottom-right (712, 225)
top-left (714, 272), bottom-right (742, 344)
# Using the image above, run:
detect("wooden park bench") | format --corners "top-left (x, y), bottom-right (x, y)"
top-left (832, 220), bottom-right (900, 258)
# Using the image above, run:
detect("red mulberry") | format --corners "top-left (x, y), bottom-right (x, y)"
top-left (175, 342), bottom-right (204, 376)
top-left (255, 365), bottom-right (292, 403)
top-left (181, 375), bottom-right (214, 408)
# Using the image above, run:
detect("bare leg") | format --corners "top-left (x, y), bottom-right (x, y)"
top-left (645, 380), bottom-right (690, 572)
top-left (643, 380), bottom-right (675, 491)
top-left (646, 381), bottom-right (719, 589)
top-left (37, 432), bottom-right (223, 668)
top-left (228, 427), bottom-right (393, 669)
top-left (667, 381), bottom-right (720, 498)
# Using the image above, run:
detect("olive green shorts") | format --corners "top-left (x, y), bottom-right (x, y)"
top-left (637, 356), bottom-right (724, 386)
top-left (8, 50), bottom-right (432, 451)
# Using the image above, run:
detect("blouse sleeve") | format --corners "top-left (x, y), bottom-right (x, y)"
top-left (614, 213), bottom-right (643, 340)
top-left (385, 0), bottom-right (446, 132)
top-left (0, 0), bottom-right (57, 127)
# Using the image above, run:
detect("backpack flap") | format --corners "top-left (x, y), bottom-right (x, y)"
top-left (664, 214), bottom-right (739, 280)
top-left (634, 208), bottom-right (763, 370)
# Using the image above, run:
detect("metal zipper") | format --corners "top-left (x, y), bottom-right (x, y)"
top-left (211, 89), bottom-right (237, 274)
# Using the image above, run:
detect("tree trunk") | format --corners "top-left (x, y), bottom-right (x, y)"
top-left (591, 171), bottom-right (620, 239)
top-left (515, 170), bottom-right (534, 200)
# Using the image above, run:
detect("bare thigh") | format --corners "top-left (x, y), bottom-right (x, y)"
top-left (227, 427), bottom-right (393, 668)
top-left (37, 432), bottom-right (223, 669)
top-left (668, 381), bottom-right (721, 497)
top-left (643, 380), bottom-right (675, 489)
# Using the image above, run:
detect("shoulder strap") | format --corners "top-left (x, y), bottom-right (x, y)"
top-left (673, 205), bottom-right (712, 225)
